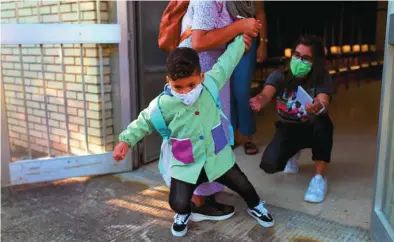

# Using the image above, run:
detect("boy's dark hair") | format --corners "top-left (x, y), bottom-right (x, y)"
top-left (166, 47), bottom-right (201, 81)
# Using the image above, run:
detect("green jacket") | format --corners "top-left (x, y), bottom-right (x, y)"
top-left (119, 35), bottom-right (245, 184)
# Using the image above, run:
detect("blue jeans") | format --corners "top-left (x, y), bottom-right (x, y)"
top-left (230, 38), bottom-right (258, 136)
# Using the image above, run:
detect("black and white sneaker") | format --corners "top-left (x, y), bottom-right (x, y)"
top-left (171, 213), bottom-right (191, 237)
top-left (247, 201), bottom-right (275, 227)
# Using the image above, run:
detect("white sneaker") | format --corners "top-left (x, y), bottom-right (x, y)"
top-left (247, 201), bottom-right (275, 227)
top-left (304, 174), bottom-right (328, 203)
top-left (284, 152), bottom-right (300, 174)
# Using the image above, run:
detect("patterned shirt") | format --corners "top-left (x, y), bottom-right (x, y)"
top-left (265, 70), bottom-right (334, 123)
top-left (180, 0), bottom-right (233, 53)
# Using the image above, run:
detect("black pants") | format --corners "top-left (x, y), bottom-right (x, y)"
top-left (169, 164), bottom-right (260, 214)
top-left (260, 115), bottom-right (334, 174)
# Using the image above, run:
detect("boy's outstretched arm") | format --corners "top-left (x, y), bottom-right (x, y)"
top-left (113, 104), bottom-right (155, 161)
top-left (205, 35), bottom-right (246, 90)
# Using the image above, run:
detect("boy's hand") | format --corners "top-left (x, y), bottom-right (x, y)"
top-left (113, 142), bottom-right (129, 162)
top-left (249, 95), bottom-right (263, 112)
top-left (241, 18), bottom-right (261, 38)
top-left (243, 34), bottom-right (252, 52)
top-left (305, 98), bottom-right (323, 115)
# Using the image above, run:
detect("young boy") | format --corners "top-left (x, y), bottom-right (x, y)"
top-left (113, 35), bottom-right (274, 237)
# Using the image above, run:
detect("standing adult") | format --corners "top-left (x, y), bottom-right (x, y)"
top-left (228, 1), bottom-right (268, 155)
top-left (179, 0), bottom-right (261, 220)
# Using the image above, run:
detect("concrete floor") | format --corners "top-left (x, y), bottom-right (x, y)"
top-left (1, 81), bottom-right (380, 241)
top-left (143, 80), bottom-right (381, 230)
top-left (2, 169), bottom-right (370, 242)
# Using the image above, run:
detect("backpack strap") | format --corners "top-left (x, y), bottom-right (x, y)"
top-left (150, 93), bottom-right (171, 140)
top-left (203, 77), bottom-right (234, 146)
top-left (203, 76), bottom-right (221, 108)
top-left (150, 89), bottom-right (171, 176)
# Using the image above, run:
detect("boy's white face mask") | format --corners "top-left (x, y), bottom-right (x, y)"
top-left (171, 84), bottom-right (203, 106)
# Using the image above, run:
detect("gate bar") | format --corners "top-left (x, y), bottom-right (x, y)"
top-left (15, 1), bottom-right (20, 23)
top-left (77, 0), bottom-right (89, 154)
top-left (77, 0), bottom-right (81, 24)
top-left (98, 46), bottom-right (106, 151)
top-left (40, 44), bottom-right (52, 157)
top-left (1, 25), bottom-right (121, 45)
top-left (36, 0), bottom-right (41, 23)
top-left (80, 45), bottom-right (89, 154)
top-left (60, 44), bottom-right (71, 155)
top-left (18, 45), bottom-right (32, 159)
top-left (57, 1), bottom-right (62, 22)
top-left (96, 0), bottom-right (107, 151)
top-left (1, 62), bottom-right (11, 186)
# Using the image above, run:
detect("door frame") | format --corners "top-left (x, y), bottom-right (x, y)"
top-left (371, 2), bottom-right (394, 241)
top-left (133, 1), bottom-right (170, 166)
top-left (0, 1), bottom-right (135, 186)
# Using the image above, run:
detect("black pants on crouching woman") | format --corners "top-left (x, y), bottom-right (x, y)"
top-left (260, 115), bottom-right (334, 174)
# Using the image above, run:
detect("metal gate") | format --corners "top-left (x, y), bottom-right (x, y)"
top-left (1, 0), bottom-right (134, 186)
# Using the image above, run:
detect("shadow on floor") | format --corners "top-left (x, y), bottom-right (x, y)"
top-left (1, 172), bottom-right (370, 242)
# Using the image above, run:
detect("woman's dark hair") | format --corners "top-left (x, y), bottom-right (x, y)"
top-left (166, 47), bottom-right (201, 81)
top-left (284, 34), bottom-right (326, 91)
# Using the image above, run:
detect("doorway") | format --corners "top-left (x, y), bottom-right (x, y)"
top-left (130, 1), bottom-right (394, 240)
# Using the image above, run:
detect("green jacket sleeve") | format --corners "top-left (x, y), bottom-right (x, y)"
top-left (118, 99), bottom-right (156, 147)
top-left (205, 35), bottom-right (246, 90)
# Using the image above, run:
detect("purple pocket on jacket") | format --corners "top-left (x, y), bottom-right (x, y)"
top-left (170, 138), bottom-right (194, 164)
top-left (212, 123), bottom-right (228, 154)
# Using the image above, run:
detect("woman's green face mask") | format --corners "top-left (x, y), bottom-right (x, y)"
top-left (290, 56), bottom-right (312, 78)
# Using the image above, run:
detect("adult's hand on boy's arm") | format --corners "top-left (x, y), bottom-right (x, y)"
top-left (113, 142), bottom-right (129, 161)
top-left (243, 34), bottom-right (252, 52)
top-left (206, 35), bottom-right (246, 90)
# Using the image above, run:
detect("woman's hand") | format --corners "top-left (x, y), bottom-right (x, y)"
top-left (241, 18), bottom-right (261, 38)
top-left (305, 98), bottom-right (324, 115)
top-left (249, 95), bottom-right (263, 112)
top-left (113, 142), bottom-right (129, 162)
top-left (256, 42), bottom-right (267, 63)
top-left (243, 34), bottom-right (252, 52)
